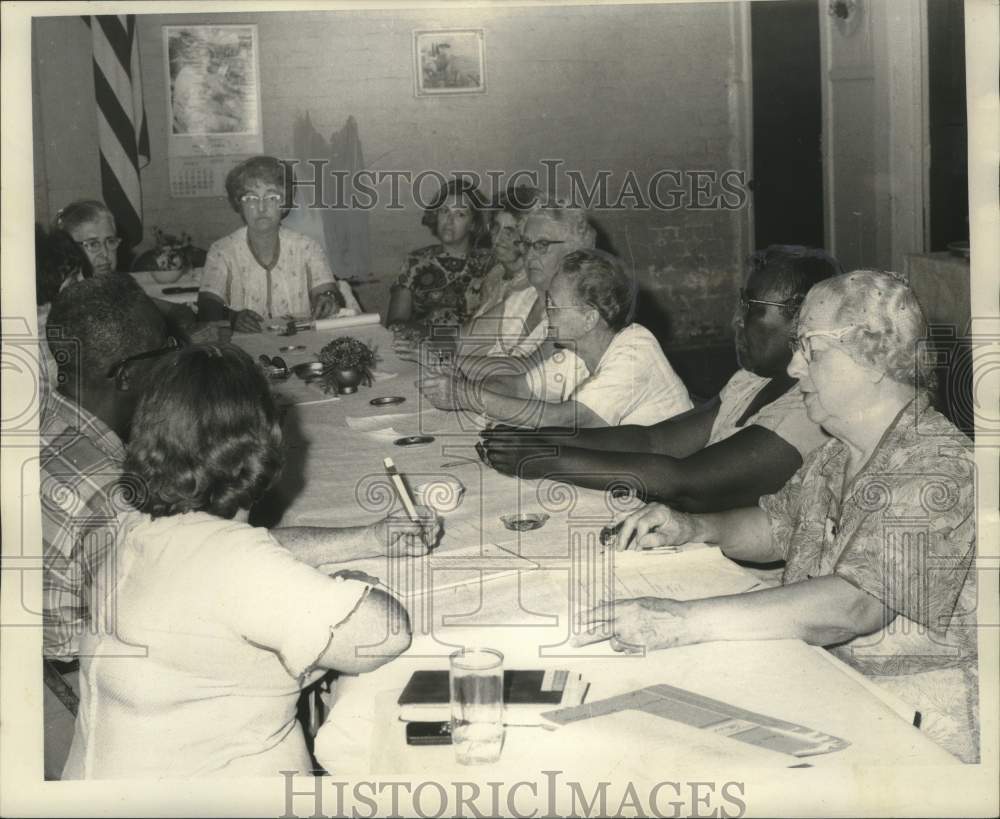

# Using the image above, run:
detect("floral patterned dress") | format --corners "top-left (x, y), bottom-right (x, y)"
top-left (393, 244), bottom-right (493, 326)
top-left (759, 394), bottom-right (979, 762)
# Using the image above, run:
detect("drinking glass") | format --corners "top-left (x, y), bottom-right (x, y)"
top-left (449, 647), bottom-right (505, 765)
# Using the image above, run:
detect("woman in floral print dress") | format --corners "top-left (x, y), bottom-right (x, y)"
top-left (387, 178), bottom-right (492, 334)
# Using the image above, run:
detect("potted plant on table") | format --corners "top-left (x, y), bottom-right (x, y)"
top-left (318, 336), bottom-right (379, 394)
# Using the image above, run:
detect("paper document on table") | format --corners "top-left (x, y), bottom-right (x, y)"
top-left (527, 710), bottom-right (796, 772)
top-left (612, 545), bottom-right (764, 601)
top-left (542, 683), bottom-right (850, 758)
top-left (321, 541), bottom-right (536, 600)
top-left (346, 413), bottom-right (416, 432)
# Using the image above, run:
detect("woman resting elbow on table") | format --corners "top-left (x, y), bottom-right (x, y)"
top-left (62, 344), bottom-right (411, 779)
top-left (478, 244), bottom-right (842, 511)
top-left (418, 249), bottom-right (692, 429)
top-left (197, 155), bottom-right (355, 333)
top-left (582, 271), bottom-right (979, 762)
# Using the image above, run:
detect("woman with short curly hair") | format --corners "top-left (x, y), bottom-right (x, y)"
top-left (594, 270), bottom-right (978, 762)
top-left (420, 248), bottom-right (693, 428)
top-left (386, 176), bottom-right (493, 332)
top-left (63, 344), bottom-right (413, 778)
top-left (198, 155), bottom-right (357, 333)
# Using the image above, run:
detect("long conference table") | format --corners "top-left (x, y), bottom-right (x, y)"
top-left (234, 323), bottom-right (958, 779)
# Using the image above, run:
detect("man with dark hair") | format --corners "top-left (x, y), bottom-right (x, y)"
top-left (40, 276), bottom-right (172, 777)
top-left (42, 276), bottom-right (171, 660)
top-left (40, 277), bottom-right (440, 776)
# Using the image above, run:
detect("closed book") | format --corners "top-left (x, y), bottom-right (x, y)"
top-left (398, 669), bottom-right (588, 725)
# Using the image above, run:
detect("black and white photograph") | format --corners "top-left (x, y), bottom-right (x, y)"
top-left (1, 1), bottom-right (997, 817)
top-left (414, 29), bottom-right (486, 95)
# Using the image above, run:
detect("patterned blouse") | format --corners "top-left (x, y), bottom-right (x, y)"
top-left (200, 226), bottom-right (336, 319)
top-left (759, 394), bottom-right (979, 761)
top-left (394, 244), bottom-right (493, 326)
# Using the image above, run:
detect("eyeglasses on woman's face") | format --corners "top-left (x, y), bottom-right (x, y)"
top-left (106, 336), bottom-right (182, 380)
top-left (788, 326), bottom-right (855, 363)
top-left (738, 289), bottom-right (802, 317)
top-left (239, 193), bottom-right (283, 210)
top-left (543, 291), bottom-right (589, 314)
top-left (75, 236), bottom-right (122, 254)
top-left (514, 238), bottom-right (566, 256)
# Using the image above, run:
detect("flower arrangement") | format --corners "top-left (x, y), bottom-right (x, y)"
top-left (318, 336), bottom-right (379, 394)
top-left (152, 227), bottom-right (197, 271)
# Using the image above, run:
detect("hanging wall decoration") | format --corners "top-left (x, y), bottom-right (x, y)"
top-left (413, 29), bottom-right (486, 96)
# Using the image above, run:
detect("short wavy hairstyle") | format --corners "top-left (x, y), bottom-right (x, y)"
top-left (420, 177), bottom-right (491, 246)
top-left (123, 344), bottom-right (284, 520)
top-left (745, 244), bottom-right (844, 318)
top-left (54, 200), bottom-right (116, 235)
top-left (557, 249), bottom-right (635, 332)
top-left (801, 269), bottom-right (934, 391)
top-left (526, 194), bottom-right (597, 249)
top-left (224, 155), bottom-right (294, 218)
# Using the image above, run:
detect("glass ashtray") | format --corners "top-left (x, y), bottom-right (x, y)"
top-left (499, 512), bottom-right (550, 532)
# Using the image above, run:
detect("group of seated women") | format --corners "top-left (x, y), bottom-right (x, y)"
top-left (38, 157), bottom-right (977, 773)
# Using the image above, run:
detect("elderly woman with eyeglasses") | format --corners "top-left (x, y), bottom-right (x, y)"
top-left (583, 270), bottom-right (978, 762)
top-left (198, 155), bottom-right (353, 333)
top-left (55, 200), bottom-right (198, 337)
top-left (479, 245), bottom-right (841, 512)
top-left (419, 248), bottom-right (692, 428)
top-left (462, 185), bottom-right (539, 336)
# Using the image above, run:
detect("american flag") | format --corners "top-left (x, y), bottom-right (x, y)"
top-left (83, 15), bottom-right (150, 249)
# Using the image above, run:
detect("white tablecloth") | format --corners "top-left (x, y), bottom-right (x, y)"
top-left (232, 325), bottom-right (958, 778)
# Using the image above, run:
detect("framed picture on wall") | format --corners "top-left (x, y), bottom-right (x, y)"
top-left (413, 29), bottom-right (486, 96)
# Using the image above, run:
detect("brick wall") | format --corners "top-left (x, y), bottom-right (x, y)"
top-left (33, 4), bottom-right (750, 344)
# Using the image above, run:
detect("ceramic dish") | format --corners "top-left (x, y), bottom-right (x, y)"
top-left (293, 361), bottom-right (325, 379)
top-left (499, 512), bottom-right (550, 532)
top-left (370, 396), bottom-right (406, 406)
top-left (412, 477), bottom-right (466, 513)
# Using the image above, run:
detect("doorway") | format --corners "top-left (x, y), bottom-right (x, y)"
top-left (750, 0), bottom-right (824, 250)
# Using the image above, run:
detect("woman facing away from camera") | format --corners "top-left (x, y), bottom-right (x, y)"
top-left (478, 245), bottom-right (842, 512)
top-left (587, 271), bottom-right (978, 763)
top-left (62, 344), bottom-right (412, 778)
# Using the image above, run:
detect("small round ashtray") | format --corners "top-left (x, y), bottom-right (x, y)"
top-left (499, 512), bottom-right (550, 532)
top-left (293, 361), bottom-right (325, 380)
top-left (394, 435), bottom-right (435, 447)
top-left (412, 477), bottom-right (466, 514)
top-left (279, 344), bottom-right (307, 353)
top-left (370, 396), bottom-right (406, 406)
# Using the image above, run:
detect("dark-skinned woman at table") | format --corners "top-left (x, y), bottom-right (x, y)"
top-left (198, 156), bottom-right (353, 333)
top-left (479, 245), bottom-right (842, 512)
top-left (580, 271), bottom-right (978, 762)
top-left (63, 344), bottom-right (423, 778)
top-left (387, 177), bottom-right (493, 350)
